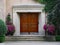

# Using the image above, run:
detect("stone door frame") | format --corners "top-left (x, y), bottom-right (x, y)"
top-left (12, 4), bottom-right (45, 36)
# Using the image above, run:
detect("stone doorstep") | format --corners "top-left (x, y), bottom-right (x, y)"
top-left (5, 36), bottom-right (45, 41)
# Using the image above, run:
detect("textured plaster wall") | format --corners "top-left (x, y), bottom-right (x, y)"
top-left (6, 0), bottom-right (21, 15)
top-left (0, 0), bottom-right (6, 21)
top-left (6, 0), bottom-right (38, 15)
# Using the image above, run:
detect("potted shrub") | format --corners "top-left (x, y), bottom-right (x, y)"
top-left (43, 24), bottom-right (48, 35)
top-left (48, 23), bottom-right (55, 35)
top-left (0, 19), bottom-right (7, 43)
top-left (6, 13), bottom-right (15, 36)
top-left (43, 23), bottom-right (55, 41)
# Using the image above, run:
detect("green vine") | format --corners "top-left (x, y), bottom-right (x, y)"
top-left (35, 0), bottom-right (60, 35)
top-left (35, 0), bottom-right (57, 12)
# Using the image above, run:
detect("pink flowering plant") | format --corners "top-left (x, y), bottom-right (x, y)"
top-left (6, 23), bottom-right (15, 36)
top-left (43, 23), bottom-right (55, 35)
top-left (48, 24), bottom-right (55, 34)
top-left (43, 24), bottom-right (48, 31)
top-left (7, 25), bottom-right (15, 32)
top-left (6, 14), bottom-right (15, 36)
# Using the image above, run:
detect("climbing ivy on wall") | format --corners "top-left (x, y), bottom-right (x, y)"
top-left (35, 0), bottom-right (60, 35)
top-left (35, 0), bottom-right (57, 12)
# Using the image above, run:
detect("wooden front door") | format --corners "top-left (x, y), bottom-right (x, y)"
top-left (20, 13), bottom-right (39, 33)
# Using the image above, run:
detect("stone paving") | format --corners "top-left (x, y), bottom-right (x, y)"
top-left (5, 41), bottom-right (60, 45)
top-left (0, 43), bottom-right (5, 45)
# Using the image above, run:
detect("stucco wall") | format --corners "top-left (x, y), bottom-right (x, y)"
top-left (6, 0), bottom-right (21, 15)
top-left (6, 0), bottom-right (38, 15)
top-left (0, 0), bottom-right (6, 21)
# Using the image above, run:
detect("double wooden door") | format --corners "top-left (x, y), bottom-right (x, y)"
top-left (20, 13), bottom-right (39, 33)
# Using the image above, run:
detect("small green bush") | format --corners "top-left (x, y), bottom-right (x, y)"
top-left (0, 35), bottom-right (5, 43)
top-left (0, 19), bottom-right (7, 42)
top-left (56, 35), bottom-right (60, 41)
top-left (6, 14), bottom-right (15, 36)
top-left (55, 29), bottom-right (60, 41)
top-left (0, 19), bottom-right (7, 35)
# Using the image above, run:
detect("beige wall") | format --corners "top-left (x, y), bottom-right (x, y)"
top-left (0, 0), bottom-right (6, 21)
top-left (6, 0), bottom-right (38, 15)
top-left (6, 0), bottom-right (21, 15)
top-left (0, 0), bottom-right (40, 21)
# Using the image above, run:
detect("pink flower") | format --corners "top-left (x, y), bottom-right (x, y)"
top-left (48, 24), bottom-right (55, 33)
top-left (7, 25), bottom-right (15, 32)
top-left (43, 24), bottom-right (48, 30)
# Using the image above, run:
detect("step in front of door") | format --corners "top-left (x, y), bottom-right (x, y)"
top-left (5, 36), bottom-right (45, 41)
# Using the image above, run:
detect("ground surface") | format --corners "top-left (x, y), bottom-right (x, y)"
top-left (4, 41), bottom-right (60, 45)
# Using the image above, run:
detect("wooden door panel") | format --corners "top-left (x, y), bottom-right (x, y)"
top-left (20, 13), bottom-right (28, 32)
top-left (20, 13), bottom-right (39, 32)
top-left (20, 13), bottom-right (27, 24)
top-left (28, 13), bottom-right (38, 32)
top-left (30, 24), bottom-right (38, 32)
top-left (20, 24), bottom-right (28, 32)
